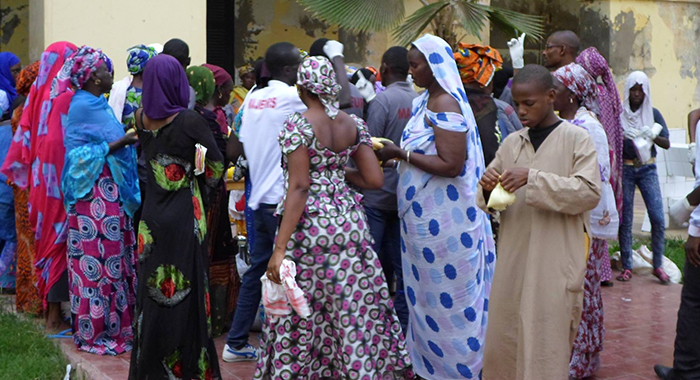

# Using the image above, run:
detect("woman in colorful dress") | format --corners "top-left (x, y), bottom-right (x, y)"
top-left (187, 64), bottom-right (239, 337)
top-left (261, 55), bottom-right (412, 379)
top-left (552, 63), bottom-right (618, 379)
top-left (1, 41), bottom-right (78, 331)
top-left (128, 54), bottom-right (223, 379)
top-left (0, 113), bottom-right (16, 291)
top-left (9, 62), bottom-right (42, 314)
top-left (576, 47), bottom-right (623, 287)
top-left (376, 34), bottom-right (496, 380)
top-left (56, 46), bottom-right (140, 355)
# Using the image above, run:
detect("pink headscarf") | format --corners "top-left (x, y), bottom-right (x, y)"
top-left (202, 63), bottom-right (232, 86)
top-left (576, 47), bottom-right (623, 214)
top-left (552, 63), bottom-right (599, 114)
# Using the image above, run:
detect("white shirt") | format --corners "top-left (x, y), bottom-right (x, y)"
top-left (0, 90), bottom-right (9, 116)
top-left (240, 80), bottom-right (306, 210)
top-left (689, 120), bottom-right (700, 237)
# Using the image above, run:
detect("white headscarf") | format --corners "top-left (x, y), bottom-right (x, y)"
top-left (620, 71), bottom-right (653, 133)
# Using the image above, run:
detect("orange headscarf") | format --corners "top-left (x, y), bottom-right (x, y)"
top-left (16, 61), bottom-right (40, 96)
top-left (453, 43), bottom-right (503, 87)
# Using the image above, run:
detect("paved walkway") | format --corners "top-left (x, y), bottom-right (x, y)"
top-left (48, 272), bottom-right (681, 380)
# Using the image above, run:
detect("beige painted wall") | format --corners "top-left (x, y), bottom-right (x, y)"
top-left (0, 0), bottom-right (30, 64)
top-left (30, 0), bottom-right (207, 80)
top-left (608, 0), bottom-right (700, 134)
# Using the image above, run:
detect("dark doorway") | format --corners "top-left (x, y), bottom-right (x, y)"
top-left (207, 0), bottom-right (235, 76)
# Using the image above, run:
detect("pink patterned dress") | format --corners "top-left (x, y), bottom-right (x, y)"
top-left (254, 113), bottom-right (412, 380)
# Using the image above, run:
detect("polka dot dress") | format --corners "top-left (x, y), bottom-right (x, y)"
top-left (254, 113), bottom-right (413, 380)
top-left (397, 35), bottom-right (496, 380)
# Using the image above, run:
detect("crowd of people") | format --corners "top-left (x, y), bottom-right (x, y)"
top-left (0, 27), bottom-right (697, 380)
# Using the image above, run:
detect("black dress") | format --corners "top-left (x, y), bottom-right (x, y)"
top-left (129, 110), bottom-right (224, 380)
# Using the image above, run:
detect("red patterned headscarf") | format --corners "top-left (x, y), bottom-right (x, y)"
top-left (552, 63), bottom-right (600, 115)
top-left (16, 61), bottom-right (40, 97)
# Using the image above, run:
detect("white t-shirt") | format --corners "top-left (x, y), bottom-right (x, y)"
top-left (0, 90), bottom-right (9, 116)
top-left (239, 80), bottom-right (306, 210)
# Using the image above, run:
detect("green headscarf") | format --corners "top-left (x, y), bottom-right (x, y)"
top-left (186, 66), bottom-right (215, 105)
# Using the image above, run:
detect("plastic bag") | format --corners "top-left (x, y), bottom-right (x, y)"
top-left (194, 143), bottom-right (207, 175)
top-left (637, 245), bottom-right (682, 284)
top-left (487, 183), bottom-right (516, 211)
top-left (589, 183), bottom-right (619, 239)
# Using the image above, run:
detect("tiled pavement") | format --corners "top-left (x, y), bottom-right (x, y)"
top-left (53, 273), bottom-right (682, 380)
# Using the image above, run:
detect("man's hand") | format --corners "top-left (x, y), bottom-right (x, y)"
top-left (479, 168), bottom-right (500, 192)
top-left (507, 33), bottom-right (526, 69)
top-left (355, 70), bottom-right (376, 102)
top-left (684, 235), bottom-right (700, 267)
top-left (500, 167), bottom-right (529, 193)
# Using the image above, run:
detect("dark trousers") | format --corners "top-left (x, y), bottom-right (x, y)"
top-left (670, 259), bottom-right (700, 379)
top-left (225, 205), bottom-right (278, 349)
top-left (364, 206), bottom-right (408, 332)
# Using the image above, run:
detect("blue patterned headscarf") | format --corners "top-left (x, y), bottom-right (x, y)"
top-left (127, 44), bottom-right (158, 75)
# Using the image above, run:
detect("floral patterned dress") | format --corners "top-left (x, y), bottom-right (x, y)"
top-left (254, 113), bottom-right (412, 380)
top-left (129, 110), bottom-right (224, 380)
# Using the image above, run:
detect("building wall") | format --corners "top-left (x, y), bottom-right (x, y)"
top-left (30, 0), bottom-right (207, 80)
top-left (0, 0), bottom-right (29, 64)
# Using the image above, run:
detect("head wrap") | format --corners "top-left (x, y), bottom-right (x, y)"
top-left (621, 71), bottom-right (653, 132)
top-left (453, 43), bottom-right (503, 87)
top-left (142, 54), bottom-right (189, 119)
top-left (296, 56), bottom-right (342, 118)
top-left (147, 43), bottom-right (164, 54)
top-left (126, 44), bottom-right (158, 75)
top-left (576, 47), bottom-right (623, 214)
top-left (0, 52), bottom-right (21, 108)
top-left (202, 63), bottom-right (232, 86)
top-left (51, 46), bottom-right (113, 99)
top-left (552, 63), bottom-right (600, 114)
top-left (16, 61), bottom-right (40, 97)
top-left (186, 66), bottom-right (215, 105)
top-left (366, 66), bottom-right (381, 82)
top-left (237, 64), bottom-right (254, 78)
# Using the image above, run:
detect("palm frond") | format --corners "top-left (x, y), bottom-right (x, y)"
top-left (392, 0), bottom-right (450, 47)
top-left (296, 0), bottom-right (405, 32)
top-left (451, 1), bottom-right (490, 41)
top-left (486, 6), bottom-right (546, 41)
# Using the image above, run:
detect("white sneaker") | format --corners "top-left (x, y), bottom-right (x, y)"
top-left (222, 343), bottom-right (258, 363)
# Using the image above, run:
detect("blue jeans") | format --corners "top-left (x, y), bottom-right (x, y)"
top-left (226, 205), bottom-right (278, 349)
top-left (619, 164), bottom-right (664, 270)
top-left (364, 206), bottom-right (408, 332)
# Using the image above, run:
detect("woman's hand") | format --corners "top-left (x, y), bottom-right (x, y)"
top-left (479, 168), bottom-right (501, 191)
top-left (500, 167), bottom-right (529, 193)
top-left (123, 130), bottom-right (139, 145)
top-left (266, 247), bottom-right (286, 284)
top-left (375, 140), bottom-right (404, 162)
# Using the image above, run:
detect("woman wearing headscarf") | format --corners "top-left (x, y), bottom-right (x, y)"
top-left (128, 54), bottom-right (223, 379)
top-left (54, 46), bottom-right (140, 354)
top-left (232, 63), bottom-right (254, 116)
top-left (0, 94), bottom-right (17, 291)
top-left (618, 71), bottom-right (671, 283)
top-left (202, 63), bottom-right (234, 133)
top-left (187, 65), bottom-right (239, 337)
top-left (376, 34), bottom-right (496, 380)
top-left (576, 47), bottom-right (623, 286)
top-left (9, 62), bottom-right (42, 314)
top-left (454, 43), bottom-right (505, 166)
top-left (1, 41), bottom-right (77, 331)
top-left (0, 52), bottom-right (21, 121)
top-left (552, 63), bottom-right (618, 379)
top-left (260, 55), bottom-right (411, 380)
top-left (108, 44), bottom-right (159, 129)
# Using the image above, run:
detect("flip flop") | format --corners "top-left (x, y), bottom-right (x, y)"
top-left (616, 269), bottom-right (633, 282)
top-left (47, 328), bottom-right (72, 339)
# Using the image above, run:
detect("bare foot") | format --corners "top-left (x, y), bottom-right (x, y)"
top-left (45, 302), bottom-right (68, 333)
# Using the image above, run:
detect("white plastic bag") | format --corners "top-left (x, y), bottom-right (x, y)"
top-left (637, 245), bottom-right (682, 284)
top-left (589, 183), bottom-right (619, 240)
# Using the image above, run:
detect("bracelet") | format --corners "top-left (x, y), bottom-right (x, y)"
top-left (406, 150), bottom-right (411, 163)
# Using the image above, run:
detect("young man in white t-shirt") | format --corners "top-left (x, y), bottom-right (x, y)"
top-left (223, 42), bottom-right (306, 362)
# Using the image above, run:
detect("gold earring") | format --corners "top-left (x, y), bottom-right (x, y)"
top-left (95, 79), bottom-right (101, 85)
top-left (569, 98), bottom-right (574, 104)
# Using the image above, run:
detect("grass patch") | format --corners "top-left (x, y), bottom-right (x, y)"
top-left (609, 236), bottom-right (686, 274)
top-left (0, 309), bottom-right (68, 380)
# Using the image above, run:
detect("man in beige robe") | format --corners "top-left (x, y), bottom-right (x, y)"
top-left (478, 65), bottom-right (601, 380)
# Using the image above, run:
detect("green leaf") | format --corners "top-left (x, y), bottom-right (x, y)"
top-left (296, 0), bottom-right (405, 32)
top-left (392, 0), bottom-right (450, 47)
top-left (452, 1), bottom-right (490, 40)
top-left (486, 5), bottom-right (546, 42)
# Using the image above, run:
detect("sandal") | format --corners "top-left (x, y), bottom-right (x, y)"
top-left (616, 269), bottom-right (632, 282)
top-left (601, 280), bottom-right (614, 287)
top-left (46, 328), bottom-right (72, 339)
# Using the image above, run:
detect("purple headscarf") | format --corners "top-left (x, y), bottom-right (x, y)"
top-left (142, 54), bottom-right (189, 119)
top-left (576, 47), bottom-right (623, 214)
